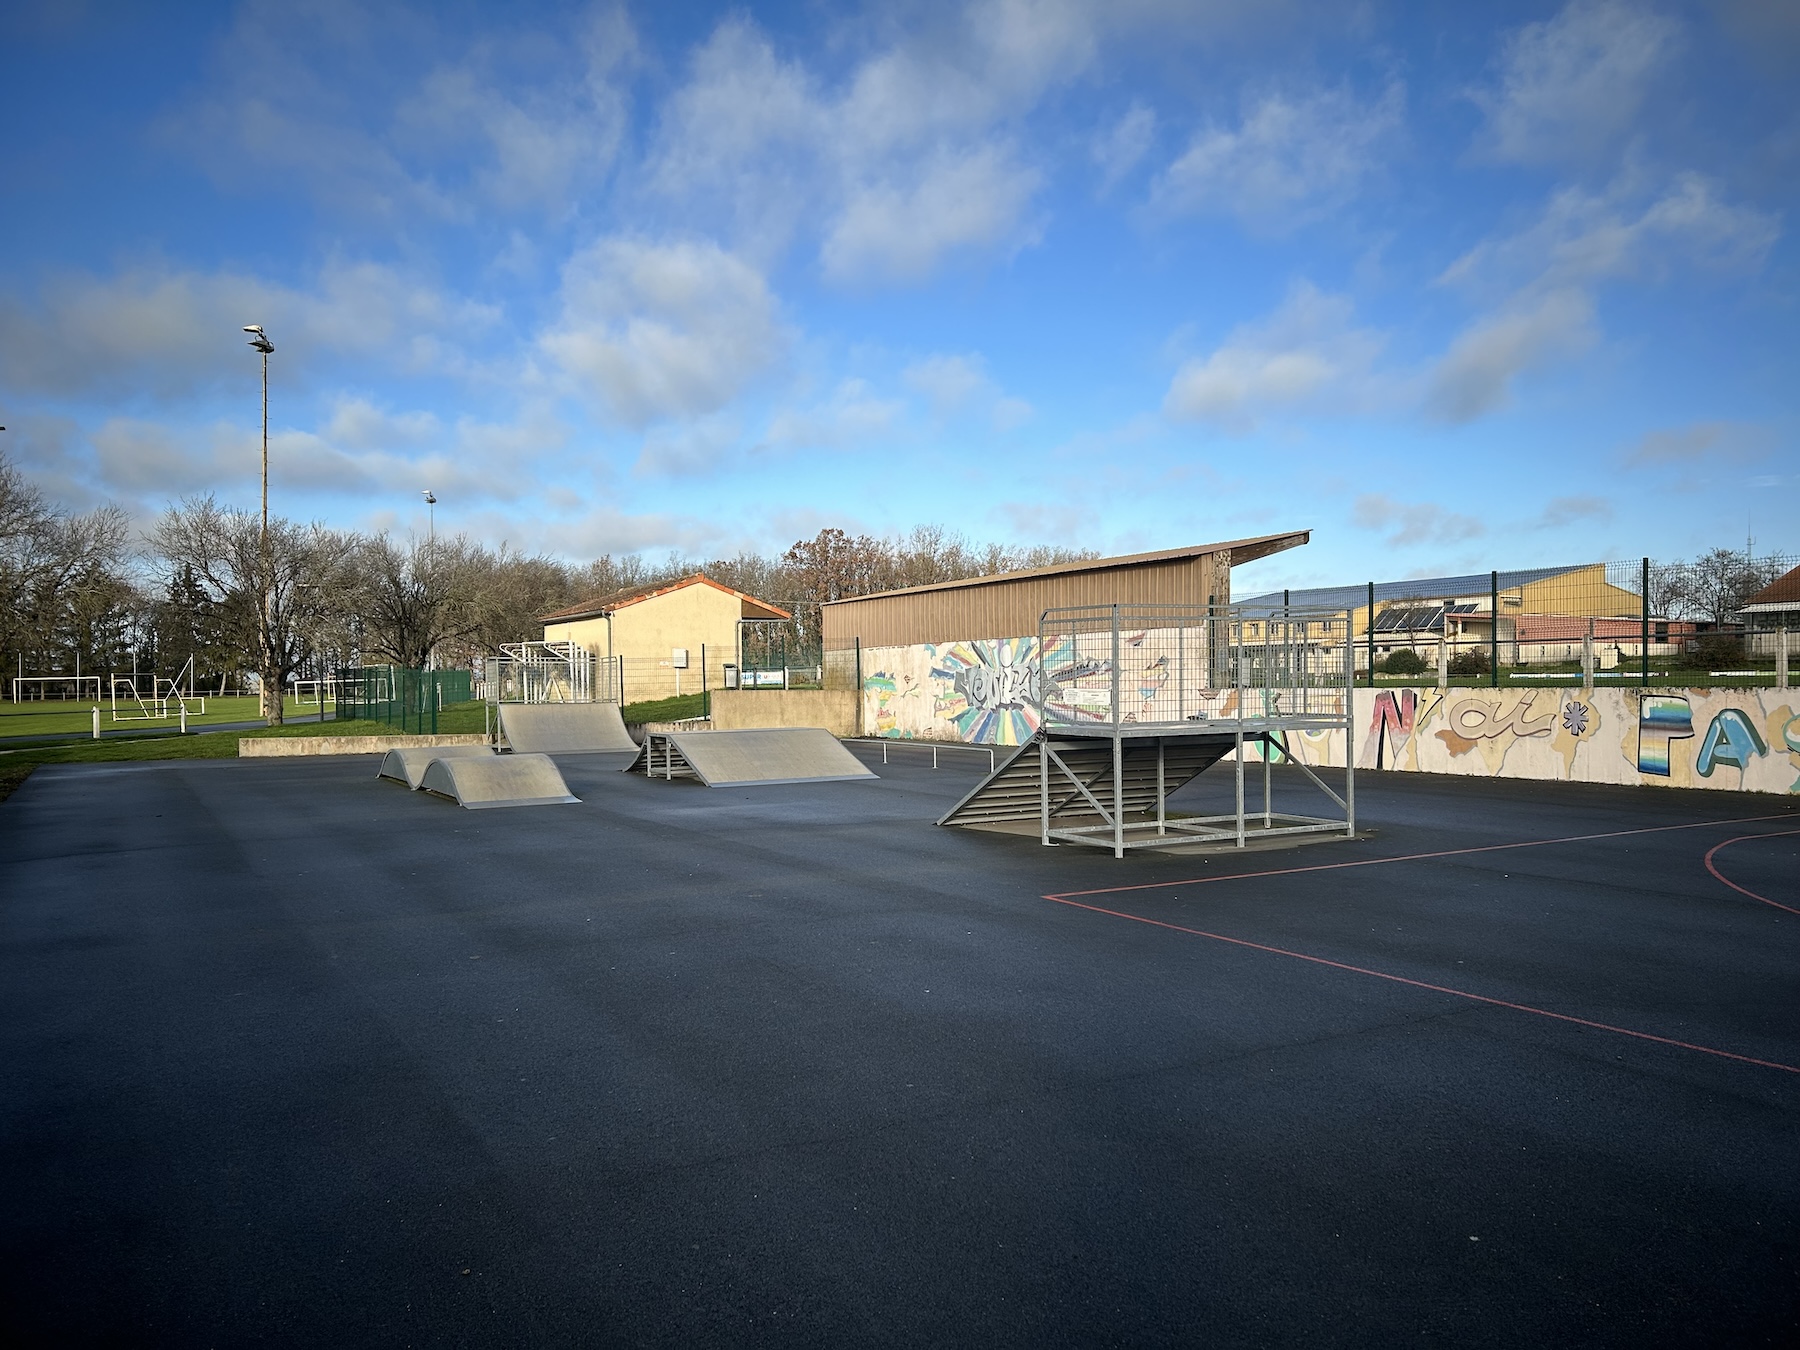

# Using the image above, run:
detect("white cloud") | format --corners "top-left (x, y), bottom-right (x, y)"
top-left (162, 2), bottom-right (637, 220)
top-left (1352, 494), bottom-right (1485, 547)
top-left (1441, 173), bottom-right (1780, 296)
top-left (321, 398), bottom-right (441, 450)
top-left (1472, 0), bottom-right (1678, 166)
top-left (539, 237), bottom-right (785, 427)
top-left (632, 416), bottom-right (744, 479)
top-left (822, 145), bottom-right (1042, 285)
top-left (1093, 101), bottom-right (1157, 194)
top-left (644, 5), bottom-right (1085, 284)
top-left (903, 354), bottom-right (992, 416)
top-left (902, 352), bottom-right (1034, 430)
top-left (0, 259), bottom-right (500, 400)
top-left (1426, 288), bottom-right (1595, 423)
top-left (1534, 495), bottom-right (1612, 528)
top-left (1150, 82), bottom-right (1404, 230)
top-left (763, 380), bottom-right (903, 451)
top-left (1163, 282), bottom-right (1386, 430)
top-left (1427, 172), bottom-right (1777, 423)
top-left (1622, 420), bottom-right (1770, 466)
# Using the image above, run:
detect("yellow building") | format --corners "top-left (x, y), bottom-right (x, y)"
top-left (540, 574), bottom-right (790, 701)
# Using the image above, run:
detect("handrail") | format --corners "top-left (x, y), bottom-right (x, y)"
top-left (842, 737), bottom-right (997, 773)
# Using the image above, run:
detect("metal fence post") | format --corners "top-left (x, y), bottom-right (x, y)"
top-left (1367, 581), bottom-right (1376, 687)
top-left (854, 637), bottom-right (863, 736)
top-left (1489, 571), bottom-right (1500, 688)
top-left (1640, 557), bottom-right (1651, 688)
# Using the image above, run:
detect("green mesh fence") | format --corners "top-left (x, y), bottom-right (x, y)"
top-left (334, 666), bottom-right (471, 732)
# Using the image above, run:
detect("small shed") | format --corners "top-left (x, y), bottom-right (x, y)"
top-left (820, 532), bottom-right (1309, 652)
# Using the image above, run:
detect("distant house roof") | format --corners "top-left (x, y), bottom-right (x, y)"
top-left (540, 573), bottom-right (790, 625)
top-left (1237, 563), bottom-right (1594, 615)
top-left (1741, 564), bottom-right (1800, 613)
top-left (820, 531), bottom-right (1309, 608)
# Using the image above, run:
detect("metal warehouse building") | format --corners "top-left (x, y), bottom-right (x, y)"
top-left (819, 531), bottom-right (1309, 651)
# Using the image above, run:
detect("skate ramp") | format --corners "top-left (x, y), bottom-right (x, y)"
top-left (628, 727), bottom-right (875, 787)
top-left (497, 702), bottom-right (636, 754)
top-left (378, 744), bottom-right (495, 790)
top-left (938, 732), bottom-right (1236, 827)
top-left (419, 752), bottom-right (580, 809)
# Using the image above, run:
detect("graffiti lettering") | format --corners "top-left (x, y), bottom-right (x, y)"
top-left (1637, 694), bottom-right (1694, 777)
top-left (1561, 701), bottom-right (1590, 737)
top-left (1365, 689), bottom-right (1418, 769)
top-left (953, 662), bottom-right (1046, 710)
top-left (1695, 709), bottom-right (1767, 777)
top-left (1447, 696), bottom-right (1554, 741)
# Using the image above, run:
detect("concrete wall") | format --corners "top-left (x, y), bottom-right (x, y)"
top-left (709, 689), bottom-right (859, 738)
top-left (240, 733), bottom-right (489, 757)
top-left (1273, 686), bottom-right (1799, 796)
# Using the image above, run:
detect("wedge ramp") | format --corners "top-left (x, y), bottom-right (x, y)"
top-left (377, 744), bottom-right (495, 790)
top-left (628, 727), bottom-right (875, 787)
top-left (498, 702), bottom-right (636, 754)
top-left (419, 752), bottom-right (580, 809)
top-left (937, 731), bottom-right (1235, 827)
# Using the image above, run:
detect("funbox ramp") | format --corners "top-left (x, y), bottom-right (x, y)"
top-left (628, 727), bottom-right (876, 787)
top-left (497, 702), bottom-right (637, 754)
top-left (937, 731), bottom-right (1237, 827)
top-left (419, 752), bottom-right (580, 809)
top-left (377, 744), bottom-right (495, 790)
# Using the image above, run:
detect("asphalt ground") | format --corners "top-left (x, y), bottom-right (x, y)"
top-left (1, 748), bottom-right (1796, 1347)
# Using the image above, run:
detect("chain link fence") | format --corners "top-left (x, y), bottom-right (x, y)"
top-left (335, 665), bottom-right (472, 733)
top-left (1240, 554), bottom-right (1796, 689)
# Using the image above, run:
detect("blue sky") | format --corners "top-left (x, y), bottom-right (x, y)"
top-left (2, 0), bottom-right (1795, 594)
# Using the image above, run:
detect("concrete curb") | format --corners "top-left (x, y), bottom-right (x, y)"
top-left (239, 734), bottom-right (489, 758)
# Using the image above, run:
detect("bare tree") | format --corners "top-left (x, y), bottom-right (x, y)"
top-left (351, 532), bottom-right (486, 668)
top-left (147, 496), bottom-right (352, 725)
top-left (1653, 548), bottom-right (1792, 625)
top-left (1, 453), bottom-right (135, 691)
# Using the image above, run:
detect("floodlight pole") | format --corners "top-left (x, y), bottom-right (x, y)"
top-left (244, 325), bottom-right (277, 723)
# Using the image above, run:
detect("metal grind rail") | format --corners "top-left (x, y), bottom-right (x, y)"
top-left (843, 738), bottom-right (998, 773)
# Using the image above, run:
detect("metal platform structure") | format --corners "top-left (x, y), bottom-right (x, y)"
top-left (482, 641), bottom-right (603, 704)
top-left (938, 604), bottom-right (1355, 857)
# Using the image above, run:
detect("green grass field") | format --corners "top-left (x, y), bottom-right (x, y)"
top-left (0, 694), bottom-right (331, 740)
top-left (621, 692), bottom-right (708, 724)
top-left (0, 700), bottom-right (493, 802)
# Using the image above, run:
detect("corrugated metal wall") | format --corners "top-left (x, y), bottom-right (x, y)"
top-left (821, 551), bottom-right (1231, 650)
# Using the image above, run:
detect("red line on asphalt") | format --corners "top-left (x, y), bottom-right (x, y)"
top-left (1043, 811), bottom-right (1800, 901)
top-left (1044, 895), bottom-right (1800, 1075)
top-left (1703, 829), bottom-right (1800, 916)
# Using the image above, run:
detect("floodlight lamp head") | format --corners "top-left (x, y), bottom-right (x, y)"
top-left (242, 325), bottom-right (263, 334)
top-left (423, 490), bottom-right (436, 505)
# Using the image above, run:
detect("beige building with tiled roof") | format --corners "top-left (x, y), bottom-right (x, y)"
top-left (542, 574), bottom-right (790, 700)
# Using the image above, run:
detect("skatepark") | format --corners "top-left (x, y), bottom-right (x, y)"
top-left (2, 728), bottom-right (1796, 1345)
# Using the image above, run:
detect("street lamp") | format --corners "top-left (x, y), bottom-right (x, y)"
top-left (244, 324), bottom-right (276, 723)
top-left (423, 490), bottom-right (436, 548)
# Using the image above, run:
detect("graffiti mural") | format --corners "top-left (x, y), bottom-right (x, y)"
top-left (1637, 694), bottom-right (1695, 777)
top-left (860, 634), bottom-right (1797, 795)
top-left (930, 638), bottom-right (1045, 745)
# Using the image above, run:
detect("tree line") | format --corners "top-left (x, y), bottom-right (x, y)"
top-left (7, 453), bottom-right (1791, 724)
top-left (0, 457), bottom-right (1091, 724)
